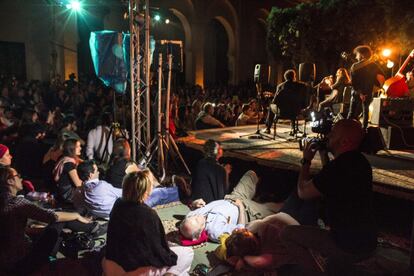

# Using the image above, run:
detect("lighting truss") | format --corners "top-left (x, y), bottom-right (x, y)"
top-left (129, 0), bottom-right (151, 162)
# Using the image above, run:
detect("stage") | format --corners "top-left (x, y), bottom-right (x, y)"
top-left (177, 122), bottom-right (414, 201)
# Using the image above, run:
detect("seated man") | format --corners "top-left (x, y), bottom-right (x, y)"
top-left (75, 160), bottom-right (190, 218)
top-left (180, 170), bottom-right (282, 242)
top-left (280, 119), bottom-right (376, 273)
top-left (265, 69), bottom-right (308, 135)
top-left (195, 102), bottom-right (225, 130)
top-left (191, 139), bottom-right (231, 205)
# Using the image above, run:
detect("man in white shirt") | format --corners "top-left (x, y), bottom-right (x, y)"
top-left (86, 112), bottom-right (113, 162)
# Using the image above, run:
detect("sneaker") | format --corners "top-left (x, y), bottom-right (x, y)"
top-left (174, 175), bottom-right (192, 197)
top-left (91, 222), bottom-right (108, 237)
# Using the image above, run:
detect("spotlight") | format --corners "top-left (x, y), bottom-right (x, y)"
top-left (386, 60), bottom-right (394, 69)
top-left (154, 14), bottom-right (161, 21)
top-left (165, 18), bottom-right (170, 24)
top-left (66, 1), bottom-right (82, 11)
top-left (382, 49), bottom-right (392, 57)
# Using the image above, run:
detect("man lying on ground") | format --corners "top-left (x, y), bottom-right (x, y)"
top-left (75, 160), bottom-right (190, 218)
top-left (180, 170), bottom-right (282, 242)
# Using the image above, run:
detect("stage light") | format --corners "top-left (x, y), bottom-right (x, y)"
top-left (66, 0), bottom-right (82, 11)
top-left (154, 14), bottom-right (161, 21)
top-left (382, 49), bottom-right (392, 57)
top-left (165, 18), bottom-right (170, 24)
top-left (386, 60), bottom-right (394, 68)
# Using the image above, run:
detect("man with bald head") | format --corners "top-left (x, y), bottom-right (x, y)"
top-left (280, 119), bottom-right (376, 273)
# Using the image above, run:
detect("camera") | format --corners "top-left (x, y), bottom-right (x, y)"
top-left (309, 109), bottom-right (334, 135)
top-left (299, 137), bottom-right (327, 151)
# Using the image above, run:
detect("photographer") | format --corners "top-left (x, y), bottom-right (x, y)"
top-left (280, 119), bottom-right (377, 273)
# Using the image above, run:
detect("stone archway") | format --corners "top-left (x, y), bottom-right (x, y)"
top-left (169, 8), bottom-right (193, 84)
top-left (214, 16), bottom-right (236, 85)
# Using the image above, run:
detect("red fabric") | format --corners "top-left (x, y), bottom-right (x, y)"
top-left (0, 144), bottom-right (8, 158)
top-left (22, 180), bottom-right (35, 192)
top-left (180, 230), bottom-right (208, 246)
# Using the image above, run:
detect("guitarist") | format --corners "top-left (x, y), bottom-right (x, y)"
top-left (347, 45), bottom-right (385, 129)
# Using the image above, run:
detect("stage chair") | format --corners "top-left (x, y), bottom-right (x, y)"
top-left (270, 104), bottom-right (304, 140)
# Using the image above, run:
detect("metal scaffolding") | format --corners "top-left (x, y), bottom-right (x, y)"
top-left (129, 0), bottom-right (151, 162)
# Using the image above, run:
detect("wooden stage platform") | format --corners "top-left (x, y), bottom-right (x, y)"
top-left (177, 123), bottom-right (414, 202)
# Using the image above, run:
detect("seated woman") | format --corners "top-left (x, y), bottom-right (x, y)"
top-left (0, 166), bottom-right (93, 275)
top-left (53, 138), bottom-right (83, 204)
top-left (318, 68), bottom-right (351, 112)
top-left (103, 170), bottom-right (194, 276)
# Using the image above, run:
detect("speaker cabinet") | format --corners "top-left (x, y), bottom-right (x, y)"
top-left (254, 64), bottom-right (270, 84)
top-left (380, 126), bottom-right (414, 149)
top-left (371, 97), bottom-right (414, 127)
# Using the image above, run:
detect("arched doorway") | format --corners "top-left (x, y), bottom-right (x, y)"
top-left (204, 18), bottom-right (229, 87)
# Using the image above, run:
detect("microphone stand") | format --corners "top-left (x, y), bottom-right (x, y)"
top-left (239, 82), bottom-right (270, 140)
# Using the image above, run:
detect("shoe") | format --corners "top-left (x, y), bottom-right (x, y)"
top-left (264, 128), bottom-right (271, 134)
top-left (173, 175), bottom-right (192, 197)
top-left (91, 222), bottom-right (108, 237)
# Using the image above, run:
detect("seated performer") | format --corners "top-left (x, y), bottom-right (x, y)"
top-left (180, 170), bottom-right (282, 242)
top-left (265, 69), bottom-right (308, 135)
top-left (318, 68), bottom-right (351, 112)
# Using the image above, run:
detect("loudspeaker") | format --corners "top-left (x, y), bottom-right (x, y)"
top-left (254, 64), bottom-right (270, 84)
top-left (89, 31), bottom-right (128, 94)
top-left (298, 63), bottom-right (316, 82)
top-left (370, 97), bottom-right (414, 127)
top-left (151, 40), bottom-right (183, 72)
top-left (380, 126), bottom-right (414, 149)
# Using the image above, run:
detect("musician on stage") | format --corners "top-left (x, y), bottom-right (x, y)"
top-left (347, 45), bottom-right (385, 129)
top-left (264, 69), bottom-right (308, 136)
top-left (318, 68), bottom-right (351, 112)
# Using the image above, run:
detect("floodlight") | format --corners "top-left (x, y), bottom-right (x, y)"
top-left (154, 14), bottom-right (161, 21)
top-left (386, 60), bottom-right (394, 69)
top-left (66, 1), bottom-right (81, 12)
top-left (382, 49), bottom-right (392, 57)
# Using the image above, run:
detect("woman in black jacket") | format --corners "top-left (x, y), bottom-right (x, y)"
top-left (103, 170), bottom-right (194, 276)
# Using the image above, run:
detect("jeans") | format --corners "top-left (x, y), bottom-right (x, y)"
top-left (145, 186), bottom-right (179, 207)
top-left (347, 89), bottom-right (371, 129)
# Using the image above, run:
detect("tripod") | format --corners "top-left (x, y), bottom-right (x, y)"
top-left (146, 53), bottom-right (190, 180)
top-left (240, 82), bottom-right (270, 139)
top-left (100, 122), bottom-right (128, 165)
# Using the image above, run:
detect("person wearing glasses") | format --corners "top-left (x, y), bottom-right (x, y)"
top-left (0, 166), bottom-right (93, 275)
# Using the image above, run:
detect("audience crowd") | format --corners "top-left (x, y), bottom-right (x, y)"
top-left (0, 64), bottom-right (382, 275)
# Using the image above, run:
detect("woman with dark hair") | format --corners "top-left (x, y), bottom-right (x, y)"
top-left (0, 166), bottom-right (92, 275)
top-left (103, 170), bottom-right (193, 276)
top-left (318, 68), bottom-right (351, 111)
top-left (105, 139), bottom-right (137, 189)
top-left (53, 138), bottom-right (83, 204)
top-left (105, 139), bottom-right (190, 207)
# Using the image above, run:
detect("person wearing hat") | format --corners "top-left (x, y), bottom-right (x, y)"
top-left (0, 144), bottom-right (12, 167)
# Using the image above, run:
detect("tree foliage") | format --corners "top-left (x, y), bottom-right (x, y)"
top-left (267, 0), bottom-right (414, 74)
